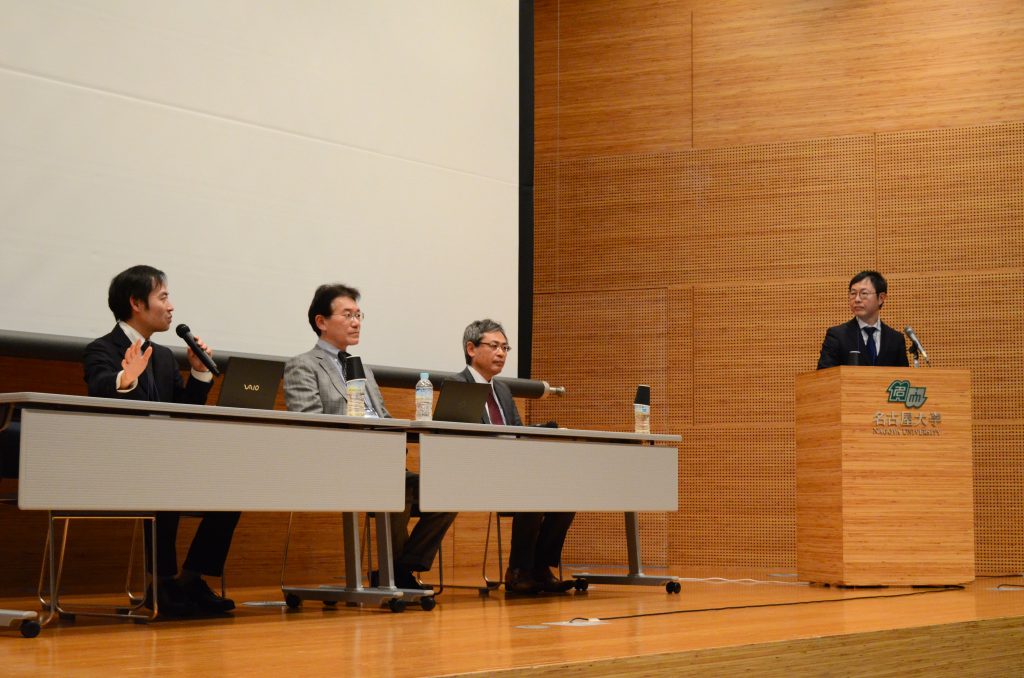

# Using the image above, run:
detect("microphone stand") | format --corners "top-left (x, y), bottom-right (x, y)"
top-left (909, 345), bottom-right (921, 369)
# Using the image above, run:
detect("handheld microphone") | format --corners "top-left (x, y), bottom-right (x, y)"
top-left (175, 324), bottom-right (221, 376)
top-left (903, 326), bottom-right (929, 366)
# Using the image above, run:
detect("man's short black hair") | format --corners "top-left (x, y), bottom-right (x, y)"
top-left (463, 318), bottom-right (507, 365)
top-left (307, 283), bottom-right (360, 336)
top-left (107, 265), bottom-right (166, 321)
top-left (849, 270), bottom-right (888, 295)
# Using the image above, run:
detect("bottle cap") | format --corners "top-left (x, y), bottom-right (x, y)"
top-left (344, 355), bottom-right (366, 381)
top-left (634, 384), bottom-right (651, 406)
top-left (420, 372), bottom-right (429, 380)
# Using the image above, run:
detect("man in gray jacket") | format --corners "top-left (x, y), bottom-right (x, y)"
top-left (284, 283), bottom-right (455, 590)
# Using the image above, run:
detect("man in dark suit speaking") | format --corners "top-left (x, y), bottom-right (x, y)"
top-left (448, 319), bottom-right (575, 595)
top-left (817, 270), bottom-right (909, 369)
top-left (83, 265), bottom-right (239, 616)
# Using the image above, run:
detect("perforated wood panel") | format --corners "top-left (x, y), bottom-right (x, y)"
top-left (973, 424), bottom-right (1024, 573)
top-left (693, 279), bottom-right (852, 425)
top-left (531, 289), bottom-right (668, 433)
top-left (534, 160), bottom-right (558, 293)
top-left (671, 428), bottom-right (795, 569)
top-left (891, 272), bottom-right (1024, 422)
top-left (562, 511), bottom-right (668, 568)
top-left (530, 289), bottom-right (672, 566)
top-left (878, 123), bottom-right (1024, 275)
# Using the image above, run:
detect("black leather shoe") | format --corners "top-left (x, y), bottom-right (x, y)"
top-left (533, 567), bottom-right (574, 593)
top-left (179, 577), bottom-right (235, 613)
top-left (395, 569), bottom-right (433, 591)
top-left (370, 568), bottom-right (432, 591)
top-left (504, 567), bottom-right (539, 594)
top-left (144, 578), bottom-right (193, 617)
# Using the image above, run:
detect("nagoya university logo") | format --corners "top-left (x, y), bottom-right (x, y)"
top-left (887, 379), bottom-right (927, 409)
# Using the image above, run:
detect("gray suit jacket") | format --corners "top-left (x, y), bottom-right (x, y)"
top-left (448, 367), bottom-right (522, 426)
top-left (284, 345), bottom-right (390, 417)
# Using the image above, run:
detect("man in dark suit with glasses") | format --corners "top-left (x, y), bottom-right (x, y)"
top-left (817, 270), bottom-right (910, 369)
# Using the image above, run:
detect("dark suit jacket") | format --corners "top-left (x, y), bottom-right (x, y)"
top-left (83, 325), bottom-right (211, 405)
top-left (448, 367), bottom-right (523, 426)
top-left (817, 318), bottom-right (909, 369)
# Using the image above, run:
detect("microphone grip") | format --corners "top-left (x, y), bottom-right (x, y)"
top-left (176, 324), bottom-right (221, 376)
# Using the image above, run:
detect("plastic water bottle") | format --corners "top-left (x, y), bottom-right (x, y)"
top-left (415, 372), bottom-right (433, 421)
top-left (346, 379), bottom-right (366, 417)
top-left (634, 403), bottom-right (650, 434)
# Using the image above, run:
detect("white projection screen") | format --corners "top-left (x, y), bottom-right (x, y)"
top-left (0, 1), bottom-right (520, 374)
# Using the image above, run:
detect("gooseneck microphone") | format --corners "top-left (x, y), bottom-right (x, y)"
top-left (904, 326), bottom-right (930, 366)
top-left (175, 324), bottom-right (221, 376)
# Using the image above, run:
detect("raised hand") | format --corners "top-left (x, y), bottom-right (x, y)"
top-left (120, 339), bottom-right (153, 389)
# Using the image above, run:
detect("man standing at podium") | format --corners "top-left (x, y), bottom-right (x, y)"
top-left (283, 283), bottom-right (455, 591)
top-left (817, 270), bottom-right (909, 369)
top-left (83, 265), bottom-right (239, 616)
top-left (449, 319), bottom-right (575, 595)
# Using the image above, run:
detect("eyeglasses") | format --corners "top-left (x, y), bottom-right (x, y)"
top-left (478, 340), bottom-right (512, 353)
top-left (848, 291), bottom-right (877, 300)
top-left (332, 311), bottom-right (365, 322)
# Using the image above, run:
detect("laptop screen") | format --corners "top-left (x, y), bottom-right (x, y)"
top-left (216, 357), bottom-right (284, 410)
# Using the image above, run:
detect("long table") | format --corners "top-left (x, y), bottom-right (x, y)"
top-left (0, 392), bottom-right (421, 622)
top-left (412, 420), bottom-right (682, 591)
top-left (1, 393), bottom-right (682, 625)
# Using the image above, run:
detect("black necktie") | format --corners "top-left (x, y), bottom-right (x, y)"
top-left (863, 327), bottom-right (877, 365)
top-left (141, 341), bottom-right (160, 401)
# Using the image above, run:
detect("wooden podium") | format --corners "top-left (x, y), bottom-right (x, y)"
top-left (795, 367), bottom-right (974, 586)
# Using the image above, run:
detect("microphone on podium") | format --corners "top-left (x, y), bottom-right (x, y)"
top-left (175, 324), bottom-right (221, 376)
top-left (903, 326), bottom-right (930, 366)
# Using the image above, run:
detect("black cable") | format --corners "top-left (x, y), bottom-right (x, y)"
top-left (568, 585), bottom-right (965, 623)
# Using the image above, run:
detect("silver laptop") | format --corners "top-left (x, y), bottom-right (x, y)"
top-left (216, 357), bottom-right (284, 410)
top-left (432, 380), bottom-right (492, 423)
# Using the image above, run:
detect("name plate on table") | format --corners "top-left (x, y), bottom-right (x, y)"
top-left (18, 409), bottom-right (407, 512)
top-left (417, 433), bottom-right (677, 512)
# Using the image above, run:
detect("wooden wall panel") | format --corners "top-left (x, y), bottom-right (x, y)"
top-left (531, 289), bottom-right (669, 432)
top-left (973, 423), bottom-right (1024, 574)
top-left (693, 0), bottom-right (1024, 148)
top-left (878, 122), bottom-right (1024, 274)
top-left (546, 0), bottom-right (692, 158)
top-left (534, 160), bottom-right (558, 293)
top-left (889, 272), bottom-right (1024, 421)
top-left (534, 0), bottom-right (559, 167)
top-left (530, 289), bottom-right (672, 565)
top-left (693, 279), bottom-right (846, 426)
top-left (666, 287), bottom-right (693, 429)
top-left (686, 137), bottom-right (876, 282)
top-left (551, 137), bottom-right (876, 292)
top-left (670, 428), bottom-right (796, 569)
top-left (555, 153), bottom-right (697, 290)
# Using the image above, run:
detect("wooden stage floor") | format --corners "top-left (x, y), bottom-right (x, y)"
top-left (3, 567), bottom-right (1024, 677)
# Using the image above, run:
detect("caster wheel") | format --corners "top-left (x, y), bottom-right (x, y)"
top-left (387, 598), bottom-right (407, 613)
top-left (323, 600), bottom-right (338, 608)
top-left (419, 597), bottom-right (437, 611)
top-left (284, 593), bottom-right (302, 609)
top-left (574, 579), bottom-right (589, 592)
top-left (20, 620), bottom-right (41, 638)
top-left (666, 581), bottom-right (681, 594)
